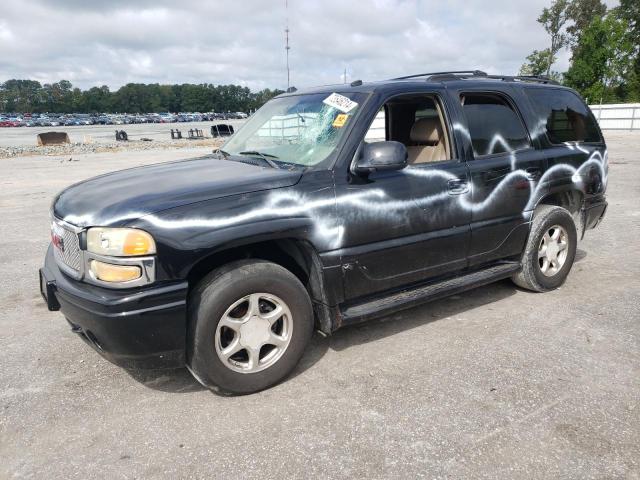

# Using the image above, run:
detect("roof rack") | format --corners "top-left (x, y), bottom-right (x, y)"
top-left (508, 75), bottom-right (559, 85)
top-left (391, 71), bottom-right (559, 85)
top-left (392, 70), bottom-right (487, 80)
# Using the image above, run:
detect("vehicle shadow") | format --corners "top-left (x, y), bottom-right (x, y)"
top-left (575, 248), bottom-right (587, 263)
top-left (128, 279), bottom-right (519, 394)
top-left (297, 278), bottom-right (518, 360)
top-left (286, 279), bottom-right (519, 384)
top-left (125, 365), bottom-right (207, 393)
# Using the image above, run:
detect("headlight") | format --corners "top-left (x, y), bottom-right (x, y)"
top-left (87, 227), bottom-right (156, 257)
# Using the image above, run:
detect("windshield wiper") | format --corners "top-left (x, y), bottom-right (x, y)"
top-left (238, 151), bottom-right (280, 169)
top-left (239, 150), bottom-right (279, 159)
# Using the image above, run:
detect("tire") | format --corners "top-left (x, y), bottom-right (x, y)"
top-left (512, 205), bottom-right (578, 292)
top-left (187, 259), bottom-right (314, 394)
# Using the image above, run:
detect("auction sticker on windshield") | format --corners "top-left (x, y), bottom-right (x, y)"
top-left (332, 114), bottom-right (349, 128)
top-left (323, 93), bottom-right (358, 113)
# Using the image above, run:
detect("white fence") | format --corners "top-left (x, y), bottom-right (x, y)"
top-left (589, 103), bottom-right (640, 130)
top-left (256, 112), bottom-right (318, 138)
top-left (364, 111), bottom-right (386, 142)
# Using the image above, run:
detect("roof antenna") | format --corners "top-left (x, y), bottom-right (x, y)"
top-left (285, 0), bottom-right (291, 90)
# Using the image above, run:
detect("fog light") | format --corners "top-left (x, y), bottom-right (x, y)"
top-left (90, 260), bottom-right (141, 283)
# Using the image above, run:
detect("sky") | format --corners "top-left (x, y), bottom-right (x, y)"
top-left (0, 0), bottom-right (620, 92)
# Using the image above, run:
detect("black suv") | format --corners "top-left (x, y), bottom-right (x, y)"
top-left (40, 71), bottom-right (608, 394)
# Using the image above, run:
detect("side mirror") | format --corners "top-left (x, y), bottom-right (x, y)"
top-left (354, 141), bottom-right (408, 175)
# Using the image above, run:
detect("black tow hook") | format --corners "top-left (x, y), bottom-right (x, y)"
top-left (67, 321), bottom-right (83, 334)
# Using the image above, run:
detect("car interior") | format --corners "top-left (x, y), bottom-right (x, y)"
top-left (365, 95), bottom-right (451, 164)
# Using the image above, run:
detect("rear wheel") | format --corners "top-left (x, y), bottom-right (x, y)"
top-left (187, 260), bottom-right (313, 394)
top-left (512, 205), bottom-right (577, 292)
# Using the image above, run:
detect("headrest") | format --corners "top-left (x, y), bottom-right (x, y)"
top-left (410, 117), bottom-right (442, 144)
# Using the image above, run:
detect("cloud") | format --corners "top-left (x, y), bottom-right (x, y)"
top-left (0, 0), bottom-right (620, 91)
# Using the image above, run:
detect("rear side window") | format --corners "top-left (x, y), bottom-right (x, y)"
top-left (461, 93), bottom-right (531, 157)
top-left (525, 88), bottom-right (601, 144)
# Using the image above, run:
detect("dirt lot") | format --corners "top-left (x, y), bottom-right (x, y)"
top-left (0, 133), bottom-right (638, 479)
top-left (0, 121), bottom-right (247, 160)
top-left (0, 120), bottom-right (247, 147)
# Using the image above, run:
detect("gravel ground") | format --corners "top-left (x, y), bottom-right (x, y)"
top-left (0, 120), bottom-right (244, 158)
top-left (0, 120), bottom-right (246, 146)
top-left (0, 133), bottom-right (638, 479)
top-left (0, 139), bottom-right (226, 159)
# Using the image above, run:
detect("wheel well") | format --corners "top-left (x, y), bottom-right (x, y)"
top-left (536, 190), bottom-right (583, 215)
top-left (187, 240), bottom-right (307, 288)
top-left (186, 239), bottom-right (333, 332)
top-left (536, 189), bottom-right (584, 236)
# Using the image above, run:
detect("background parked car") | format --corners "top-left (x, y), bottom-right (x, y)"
top-left (36, 117), bottom-right (53, 127)
top-left (3, 117), bottom-right (25, 127)
top-left (0, 110), bottom-right (246, 126)
top-left (158, 113), bottom-right (176, 123)
top-left (75, 114), bottom-right (93, 125)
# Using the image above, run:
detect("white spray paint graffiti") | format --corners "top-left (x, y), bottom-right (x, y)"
top-left (63, 130), bottom-right (607, 251)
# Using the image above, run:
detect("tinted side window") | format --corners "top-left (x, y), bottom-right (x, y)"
top-left (526, 88), bottom-right (601, 144)
top-left (461, 93), bottom-right (531, 157)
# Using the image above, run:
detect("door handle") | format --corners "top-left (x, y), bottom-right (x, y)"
top-left (447, 179), bottom-right (469, 195)
top-left (525, 167), bottom-right (541, 180)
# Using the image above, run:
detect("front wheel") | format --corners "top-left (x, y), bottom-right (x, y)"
top-left (512, 205), bottom-right (578, 292)
top-left (187, 260), bottom-right (314, 394)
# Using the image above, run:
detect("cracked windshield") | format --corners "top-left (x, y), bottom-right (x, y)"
top-left (222, 92), bottom-right (366, 167)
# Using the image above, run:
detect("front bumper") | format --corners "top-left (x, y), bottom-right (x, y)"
top-left (41, 245), bottom-right (188, 369)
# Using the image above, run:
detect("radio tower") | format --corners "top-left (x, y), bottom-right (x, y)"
top-left (285, 0), bottom-right (291, 90)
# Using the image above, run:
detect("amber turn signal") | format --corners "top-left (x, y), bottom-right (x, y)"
top-left (90, 260), bottom-right (141, 283)
top-left (123, 230), bottom-right (154, 256)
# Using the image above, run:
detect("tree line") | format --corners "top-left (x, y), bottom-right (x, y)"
top-left (0, 81), bottom-right (284, 114)
top-left (520, 0), bottom-right (639, 103)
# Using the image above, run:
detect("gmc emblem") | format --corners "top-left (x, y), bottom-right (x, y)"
top-left (52, 230), bottom-right (65, 253)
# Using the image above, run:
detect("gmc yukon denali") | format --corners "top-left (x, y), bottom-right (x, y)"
top-left (40, 71), bottom-right (608, 394)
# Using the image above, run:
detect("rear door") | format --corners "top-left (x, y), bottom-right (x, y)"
top-left (450, 87), bottom-right (547, 266)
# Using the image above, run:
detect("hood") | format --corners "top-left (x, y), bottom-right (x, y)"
top-left (53, 156), bottom-right (303, 227)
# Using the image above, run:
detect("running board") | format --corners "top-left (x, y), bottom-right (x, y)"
top-left (339, 263), bottom-right (520, 326)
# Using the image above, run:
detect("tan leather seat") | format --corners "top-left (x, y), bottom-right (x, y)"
top-left (406, 117), bottom-right (447, 164)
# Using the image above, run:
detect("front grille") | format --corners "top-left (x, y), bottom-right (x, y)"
top-left (52, 219), bottom-right (82, 273)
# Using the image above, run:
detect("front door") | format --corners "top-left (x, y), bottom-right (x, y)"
top-left (333, 92), bottom-right (472, 301)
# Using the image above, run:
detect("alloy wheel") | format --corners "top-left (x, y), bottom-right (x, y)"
top-left (214, 293), bottom-right (293, 373)
top-left (538, 224), bottom-right (569, 277)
